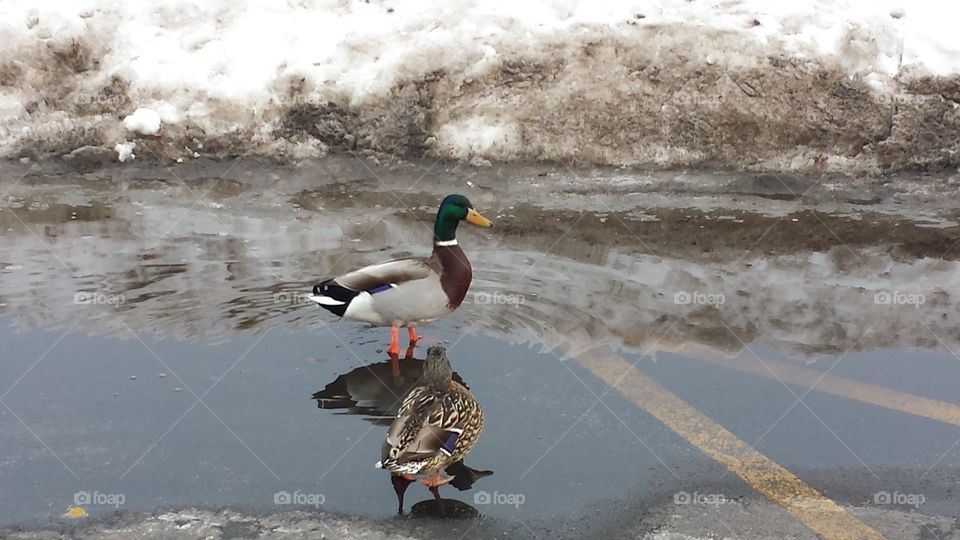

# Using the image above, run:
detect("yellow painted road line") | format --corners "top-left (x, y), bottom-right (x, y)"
top-left (698, 354), bottom-right (960, 427)
top-left (575, 350), bottom-right (885, 540)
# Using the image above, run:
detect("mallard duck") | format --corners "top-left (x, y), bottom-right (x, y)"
top-left (375, 346), bottom-right (484, 514)
top-left (310, 194), bottom-right (493, 356)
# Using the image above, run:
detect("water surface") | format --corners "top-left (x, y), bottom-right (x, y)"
top-left (1, 162), bottom-right (958, 535)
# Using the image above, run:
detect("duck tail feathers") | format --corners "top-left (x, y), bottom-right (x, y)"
top-left (309, 280), bottom-right (357, 317)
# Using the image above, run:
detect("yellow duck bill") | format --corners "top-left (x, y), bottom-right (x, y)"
top-left (466, 208), bottom-right (493, 228)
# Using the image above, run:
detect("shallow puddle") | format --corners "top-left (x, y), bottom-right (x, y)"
top-left (1, 162), bottom-right (958, 536)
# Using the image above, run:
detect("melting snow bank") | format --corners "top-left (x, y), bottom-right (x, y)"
top-left (1, 1), bottom-right (959, 174)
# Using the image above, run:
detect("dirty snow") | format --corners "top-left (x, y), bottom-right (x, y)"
top-left (1, 0), bottom-right (959, 172)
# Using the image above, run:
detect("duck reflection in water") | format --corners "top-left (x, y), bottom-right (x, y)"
top-left (312, 346), bottom-right (491, 514)
top-left (312, 345), bottom-right (467, 425)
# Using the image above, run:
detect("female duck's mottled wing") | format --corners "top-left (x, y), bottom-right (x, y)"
top-left (381, 389), bottom-right (461, 466)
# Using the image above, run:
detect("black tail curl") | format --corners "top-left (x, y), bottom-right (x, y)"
top-left (311, 280), bottom-right (359, 318)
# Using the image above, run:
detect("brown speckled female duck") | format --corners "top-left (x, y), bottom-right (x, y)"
top-left (375, 346), bottom-right (484, 513)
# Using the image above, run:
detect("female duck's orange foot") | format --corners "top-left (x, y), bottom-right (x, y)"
top-left (387, 326), bottom-right (400, 357)
top-left (419, 474), bottom-right (454, 488)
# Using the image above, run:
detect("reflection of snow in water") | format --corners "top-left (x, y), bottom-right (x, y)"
top-left (468, 247), bottom-right (959, 357)
top-left (1, 183), bottom-right (957, 358)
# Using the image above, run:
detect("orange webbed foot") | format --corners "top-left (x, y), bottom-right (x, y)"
top-left (419, 474), bottom-right (455, 488)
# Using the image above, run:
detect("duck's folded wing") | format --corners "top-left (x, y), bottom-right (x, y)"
top-left (333, 257), bottom-right (435, 292)
top-left (395, 424), bottom-right (462, 464)
top-left (383, 389), bottom-right (460, 464)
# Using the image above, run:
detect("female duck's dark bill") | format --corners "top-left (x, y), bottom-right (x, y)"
top-left (466, 208), bottom-right (493, 228)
